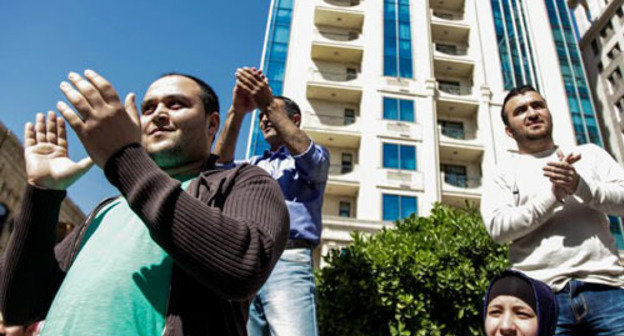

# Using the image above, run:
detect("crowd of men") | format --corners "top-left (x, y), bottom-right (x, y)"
top-left (0, 67), bottom-right (622, 336)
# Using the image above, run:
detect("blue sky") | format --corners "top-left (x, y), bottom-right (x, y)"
top-left (0, 1), bottom-right (269, 213)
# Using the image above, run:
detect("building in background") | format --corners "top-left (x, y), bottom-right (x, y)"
top-left (0, 121), bottom-right (85, 253)
top-left (569, 0), bottom-right (624, 164)
top-left (247, 0), bottom-right (624, 265)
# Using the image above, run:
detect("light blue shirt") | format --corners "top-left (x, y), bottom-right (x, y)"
top-left (243, 142), bottom-right (329, 245)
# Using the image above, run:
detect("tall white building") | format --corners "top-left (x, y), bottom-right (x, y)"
top-left (569, 0), bottom-right (624, 164)
top-left (247, 0), bottom-right (624, 265)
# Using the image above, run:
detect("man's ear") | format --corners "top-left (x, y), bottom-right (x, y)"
top-left (292, 114), bottom-right (301, 128)
top-left (207, 112), bottom-right (220, 137)
top-left (505, 125), bottom-right (515, 139)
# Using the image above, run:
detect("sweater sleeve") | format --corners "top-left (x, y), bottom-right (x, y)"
top-left (0, 185), bottom-right (75, 325)
top-left (480, 169), bottom-right (561, 244)
top-left (104, 144), bottom-right (289, 301)
top-left (574, 144), bottom-right (624, 216)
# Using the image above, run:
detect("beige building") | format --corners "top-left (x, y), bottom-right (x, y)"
top-left (0, 121), bottom-right (85, 252)
top-left (570, 0), bottom-right (624, 164)
top-left (248, 0), bottom-right (624, 265)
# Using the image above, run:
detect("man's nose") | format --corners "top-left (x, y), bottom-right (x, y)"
top-left (153, 104), bottom-right (169, 123)
top-left (527, 106), bottom-right (540, 119)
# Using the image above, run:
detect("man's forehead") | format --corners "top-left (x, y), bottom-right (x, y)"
top-left (144, 75), bottom-right (201, 100)
top-left (509, 91), bottom-right (545, 105)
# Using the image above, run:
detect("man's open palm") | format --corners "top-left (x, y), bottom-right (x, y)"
top-left (25, 112), bottom-right (93, 190)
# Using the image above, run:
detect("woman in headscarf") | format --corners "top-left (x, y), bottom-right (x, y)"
top-left (483, 270), bottom-right (558, 336)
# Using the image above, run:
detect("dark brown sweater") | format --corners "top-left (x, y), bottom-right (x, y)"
top-left (0, 143), bottom-right (290, 335)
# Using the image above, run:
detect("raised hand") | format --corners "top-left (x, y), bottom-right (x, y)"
top-left (24, 111), bottom-right (93, 190)
top-left (235, 67), bottom-right (274, 111)
top-left (231, 74), bottom-right (256, 116)
top-left (56, 70), bottom-right (141, 168)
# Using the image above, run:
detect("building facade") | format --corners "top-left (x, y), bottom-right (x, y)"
top-left (569, 0), bottom-right (624, 164)
top-left (0, 121), bottom-right (85, 253)
top-left (247, 0), bottom-right (624, 265)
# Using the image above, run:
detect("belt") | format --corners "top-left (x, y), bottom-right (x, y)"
top-left (285, 239), bottom-right (314, 250)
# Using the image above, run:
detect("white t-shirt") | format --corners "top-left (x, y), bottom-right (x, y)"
top-left (481, 144), bottom-right (624, 291)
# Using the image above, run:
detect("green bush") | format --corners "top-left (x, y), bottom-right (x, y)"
top-left (317, 203), bottom-right (509, 336)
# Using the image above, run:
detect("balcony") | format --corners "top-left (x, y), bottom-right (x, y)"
top-left (437, 80), bottom-right (476, 101)
top-left (311, 29), bottom-right (364, 64)
top-left (440, 172), bottom-right (481, 208)
top-left (430, 0), bottom-right (465, 12)
top-left (433, 57), bottom-right (474, 79)
top-left (431, 8), bottom-right (465, 21)
top-left (306, 69), bottom-right (363, 104)
top-left (302, 110), bottom-right (361, 148)
top-left (434, 42), bottom-right (468, 57)
top-left (431, 20), bottom-right (470, 45)
top-left (326, 164), bottom-right (360, 196)
top-left (321, 216), bottom-right (390, 244)
top-left (315, 4), bottom-right (364, 30)
top-left (437, 124), bottom-right (482, 148)
top-left (436, 99), bottom-right (478, 118)
top-left (439, 136), bottom-right (483, 163)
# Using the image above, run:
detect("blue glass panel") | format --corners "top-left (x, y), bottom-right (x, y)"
top-left (399, 39), bottom-right (411, 56)
top-left (385, 37), bottom-right (398, 56)
top-left (398, 23), bottom-right (411, 39)
top-left (384, 56), bottom-right (398, 77)
top-left (399, 57), bottom-right (413, 78)
top-left (398, 4), bottom-right (410, 22)
top-left (273, 26), bottom-right (290, 43)
top-left (266, 61), bottom-right (285, 81)
top-left (400, 145), bottom-right (416, 170)
top-left (399, 99), bottom-right (414, 121)
top-left (400, 196), bottom-right (417, 219)
top-left (383, 144), bottom-right (399, 169)
top-left (383, 194), bottom-right (400, 221)
top-left (270, 42), bottom-right (288, 61)
top-left (275, 9), bottom-right (292, 24)
top-left (384, 98), bottom-right (398, 120)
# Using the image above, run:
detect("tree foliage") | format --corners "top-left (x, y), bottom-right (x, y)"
top-left (317, 203), bottom-right (509, 336)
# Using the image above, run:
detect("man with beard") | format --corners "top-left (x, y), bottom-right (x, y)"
top-left (0, 70), bottom-right (289, 336)
top-left (480, 85), bottom-right (624, 334)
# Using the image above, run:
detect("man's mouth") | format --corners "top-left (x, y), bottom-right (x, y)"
top-left (149, 128), bottom-right (174, 136)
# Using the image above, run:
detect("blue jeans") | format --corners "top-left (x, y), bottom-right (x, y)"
top-left (247, 248), bottom-right (319, 336)
top-left (555, 280), bottom-right (624, 335)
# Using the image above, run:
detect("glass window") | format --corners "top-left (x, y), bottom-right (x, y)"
top-left (383, 143), bottom-right (399, 169)
top-left (383, 194), bottom-right (418, 221)
top-left (443, 164), bottom-right (468, 188)
top-left (341, 153), bottom-right (353, 173)
top-left (339, 201), bottom-right (351, 218)
top-left (384, 0), bottom-right (413, 78)
top-left (383, 143), bottom-right (416, 170)
top-left (344, 108), bottom-right (356, 125)
top-left (383, 98), bottom-right (398, 120)
top-left (440, 120), bottom-right (465, 139)
top-left (383, 97), bottom-right (414, 122)
top-left (399, 99), bottom-right (414, 122)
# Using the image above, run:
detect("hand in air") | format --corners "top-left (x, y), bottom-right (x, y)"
top-left (57, 70), bottom-right (141, 168)
top-left (24, 111), bottom-right (93, 190)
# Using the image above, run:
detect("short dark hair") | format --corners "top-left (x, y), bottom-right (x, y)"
top-left (501, 85), bottom-right (539, 126)
top-left (274, 95), bottom-right (301, 118)
top-left (159, 73), bottom-right (219, 115)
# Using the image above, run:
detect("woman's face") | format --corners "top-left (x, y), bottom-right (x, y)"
top-left (485, 295), bottom-right (538, 336)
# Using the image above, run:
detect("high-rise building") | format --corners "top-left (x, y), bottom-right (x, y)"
top-left (569, 0), bottom-right (624, 164)
top-left (247, 0), bottom-right (624, 265)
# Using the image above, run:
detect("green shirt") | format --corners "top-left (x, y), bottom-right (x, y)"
top-left (42, 175), bottom-right (197, 336)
